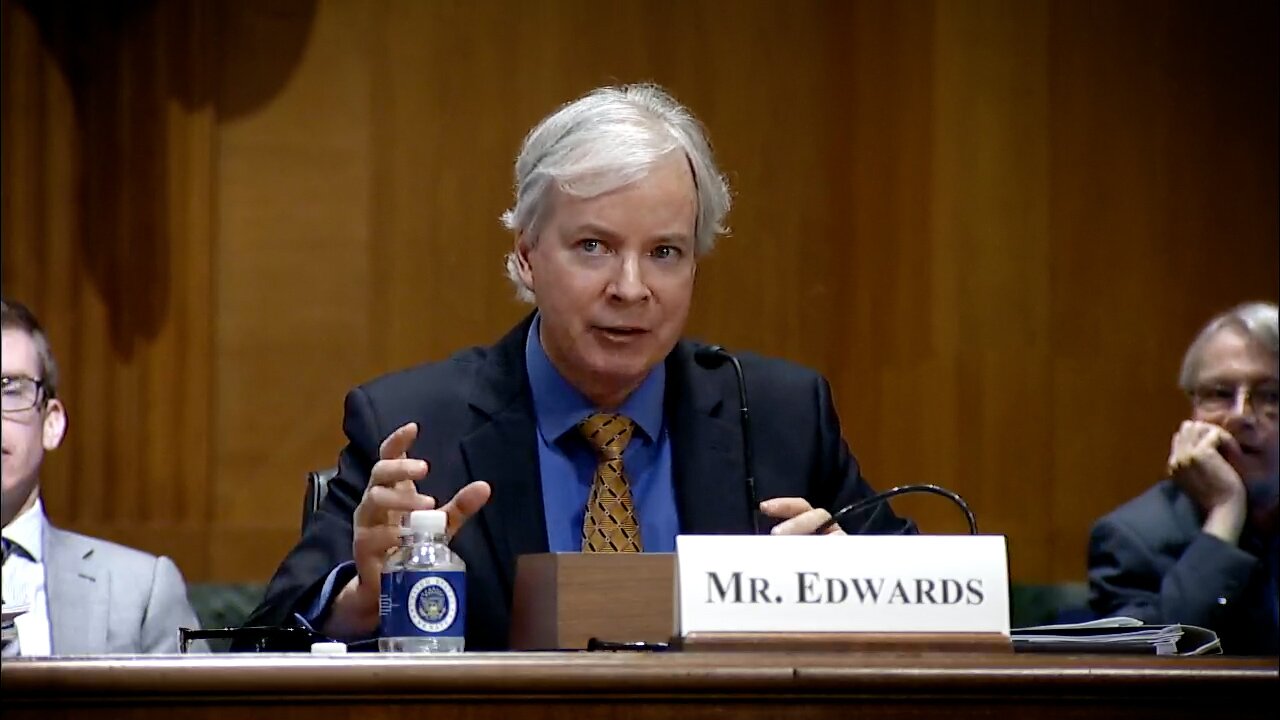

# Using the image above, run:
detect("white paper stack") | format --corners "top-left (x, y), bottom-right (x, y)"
top-left (1012, 616), bottom-right (1221, 656)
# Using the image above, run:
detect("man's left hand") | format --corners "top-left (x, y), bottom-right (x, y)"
top-left (761, 498), bottom-right (844, 535)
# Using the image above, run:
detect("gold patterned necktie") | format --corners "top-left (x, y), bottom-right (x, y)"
top-left (578, 413), bottom-right (643, 552)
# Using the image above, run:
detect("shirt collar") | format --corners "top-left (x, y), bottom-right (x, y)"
top-left (525, 313), bottom-right (665, 444)
top-left (2, 497), bottom-right (46, 562)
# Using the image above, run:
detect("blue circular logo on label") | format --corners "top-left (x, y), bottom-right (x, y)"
top-left (408, 576), bottom-right (458, 633)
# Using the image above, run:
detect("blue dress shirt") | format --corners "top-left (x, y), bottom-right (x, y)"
top-left (525, 314), bottom-right (680, 553)
top-left (302, 315), bottom-right (681, 632)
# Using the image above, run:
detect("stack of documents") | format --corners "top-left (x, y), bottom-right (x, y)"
top-left (1012, 616), bottom-right (1221, 656)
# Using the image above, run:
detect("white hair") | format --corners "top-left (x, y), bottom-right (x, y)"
top-left (1178, 301), bottom-right (1279, 392)
top-left (500, 83), bottom-right (732, 302)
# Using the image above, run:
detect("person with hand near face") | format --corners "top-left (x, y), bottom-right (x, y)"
top-left (2, 299), bottom-right (204, 655)
top-left (245, 84), bottom-right (915, 651)
top-left (1088, 302), bottom-right (1279, 655)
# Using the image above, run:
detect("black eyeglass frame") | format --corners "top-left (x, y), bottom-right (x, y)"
top-left (0, 375), bottom-right (52, 413)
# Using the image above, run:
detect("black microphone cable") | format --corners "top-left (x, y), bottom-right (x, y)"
top-left (815, 484), bottom-right (978, 535)
top-left (693, 345), bottom-right (761, 535)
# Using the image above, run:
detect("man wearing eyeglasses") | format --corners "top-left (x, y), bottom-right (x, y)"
top-left (1088, 301), bottom-right (1279, 655)
top-left (1, 298), bottom-right (203, 655)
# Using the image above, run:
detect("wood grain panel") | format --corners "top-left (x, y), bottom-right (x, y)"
top-left (3, 653), bottom-right (1276, 720)
top-left (834, 1), bottom-right (942, 534)
top-left (0, 0), bottom-right (216, 579)
top-left (3, 0), bottom-right (1276, 586)
top-left (931, 0), bottom-right (1053, 577)
top-left (1044, 0), bottom-right (1280, 580)
top-left (211, 0), bottom-right (369, 580)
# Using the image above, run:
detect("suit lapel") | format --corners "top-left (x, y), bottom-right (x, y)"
top-left (461, 407), bottom-right (548, 592)
top-left (455, 326), bottom-right (752, 593)
top-left (458, 315), bottom-right (549, 597)
top-left (666, 342), bottom-right (750, 534)
top-left (44, 527), bottom-right (108, 655)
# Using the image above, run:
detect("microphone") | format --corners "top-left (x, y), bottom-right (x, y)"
top-left (815, 484), bottom-right (978, 535)
top-left (693, 345), bottom-right (761, 535)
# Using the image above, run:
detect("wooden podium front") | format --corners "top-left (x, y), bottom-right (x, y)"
top-left (509, 552), bottom-right (676, 650)
top-left (507, 552), bottom-right (1011, 652)
top-left (3, 653), bottom-right (1276, 720)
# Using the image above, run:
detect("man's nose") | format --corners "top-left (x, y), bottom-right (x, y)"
top-left (1224, 386), bottom-right (1259, 426)
top-left (610, 255), bottom-right (650, 302)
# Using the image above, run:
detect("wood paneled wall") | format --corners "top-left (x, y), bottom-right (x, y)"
top-left (2, 0), bottom-right (1276, 584)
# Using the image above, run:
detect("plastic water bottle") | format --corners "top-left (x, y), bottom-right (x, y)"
top-left (378, 509), bottom-right (467, 653)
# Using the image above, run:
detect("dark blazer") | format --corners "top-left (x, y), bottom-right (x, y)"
top-left (246, 315), bottom-right (915, 650)
top-left (1088, 479), bottom-right (1278, 655)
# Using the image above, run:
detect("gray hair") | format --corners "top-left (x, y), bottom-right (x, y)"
top-left (500, 83), bottom-right (732, 302)
top-left (1178, 301), bottom-right (1279, 392)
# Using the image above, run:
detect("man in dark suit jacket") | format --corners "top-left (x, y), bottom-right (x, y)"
top-left (1089, 480), bottom-right (1276, 655)
top-left (1088, 302), bottom-right (1279, 655)
top-left (247, 314), bottom-right (914, 650)
top-left (246, 84), bottom-right (914, 650)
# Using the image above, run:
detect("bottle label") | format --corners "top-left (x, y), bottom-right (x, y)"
top-left (380, 570), bottom-right (466, 638)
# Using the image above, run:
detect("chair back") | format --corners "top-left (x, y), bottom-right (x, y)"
top-left (302, 467), bottom-right (339, 534)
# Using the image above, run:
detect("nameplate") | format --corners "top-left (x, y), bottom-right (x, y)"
top-left (675, 535), bottom-right (1010, 636)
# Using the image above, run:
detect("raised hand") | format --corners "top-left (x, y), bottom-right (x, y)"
top-left (327, 422), bottom-right (491, 638)
top-left (1168, 420), bottom-right (1247, 544)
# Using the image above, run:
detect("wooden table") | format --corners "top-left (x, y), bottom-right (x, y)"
top-left (3, 651), bottom-right (1276, 719)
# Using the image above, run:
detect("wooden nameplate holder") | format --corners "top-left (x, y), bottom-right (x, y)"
top-left (509, 552), bottom-right (677, 650)
top-left (509, 552), bottom-right (1012, 653)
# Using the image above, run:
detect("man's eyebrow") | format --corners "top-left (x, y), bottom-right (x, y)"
top-left (654, 232), bottom-right (693, 245)
top-left (564, 223), bottom-right (618, 238)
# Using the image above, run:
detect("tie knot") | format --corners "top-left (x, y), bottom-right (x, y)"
top-left (577, 413), bottom-right (634, 460)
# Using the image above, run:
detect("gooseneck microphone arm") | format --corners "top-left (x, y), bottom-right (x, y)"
top-left (816, 484), bottom-right (978, 535)
top-left (693, 345), bottom-right (761, 535)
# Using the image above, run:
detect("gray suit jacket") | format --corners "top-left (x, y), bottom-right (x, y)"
top-left (45, 526), bottom-right (203, 654)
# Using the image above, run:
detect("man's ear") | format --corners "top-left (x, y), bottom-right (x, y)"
top-left (42, 399), bottom-right (67, 452)
top-left (514, 232), bottom-right (536, 290)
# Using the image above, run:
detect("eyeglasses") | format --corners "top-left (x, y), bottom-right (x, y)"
top-left (1, 376), bottom-right (47, 413)
top-left (1190, 381), bottom-right (1280, 419)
